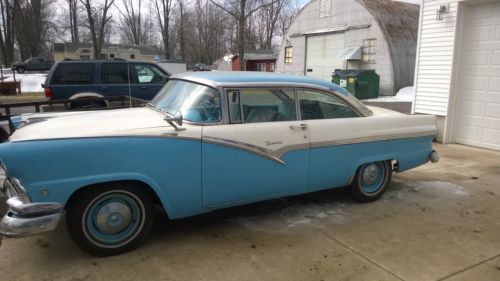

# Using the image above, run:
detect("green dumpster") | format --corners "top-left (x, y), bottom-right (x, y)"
top-left (331, 69), bottom-right (380, 100)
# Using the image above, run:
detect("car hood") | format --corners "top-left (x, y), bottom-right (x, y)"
top-left (9, 107), bottom-right (173, 142)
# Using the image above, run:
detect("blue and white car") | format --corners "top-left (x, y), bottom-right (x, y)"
top-left (0, 72), bottom-right (439, 256)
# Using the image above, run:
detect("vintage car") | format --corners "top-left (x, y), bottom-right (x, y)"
top-left (0, 72), bottom-right (439, 256)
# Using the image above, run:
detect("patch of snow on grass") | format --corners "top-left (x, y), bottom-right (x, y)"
top-left (2, 71), bottom-right (46, 93)
top-left (365, 86), bottom-right (414, 103)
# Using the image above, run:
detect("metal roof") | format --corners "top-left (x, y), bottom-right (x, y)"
top-left (337, 47), bottom-right (362, 60)
top-left (233, 50), bottom-right (277, 61)
top-left (357, 0), bottom-right (419, 92)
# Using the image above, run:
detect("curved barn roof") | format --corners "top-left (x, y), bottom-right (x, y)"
top-left (357, 0), bottom-right (420, 92)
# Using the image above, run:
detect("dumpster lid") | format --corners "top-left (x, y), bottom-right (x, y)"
top-left (332, 69), bottom-right (375, 76)
top-left (337, 47), bottom-right (362, 60)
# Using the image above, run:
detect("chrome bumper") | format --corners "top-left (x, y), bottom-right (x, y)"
top-left (0, 173), bottom-right (63, 238)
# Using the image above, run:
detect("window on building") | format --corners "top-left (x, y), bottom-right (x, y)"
top-left (362, 39), bottom-right (376, 63)
top-left (284, 46), bottom-right (293, 64)
top-left (270, 63), bottom-right (276, 72)
top-left (130, 54), bottom-right (136, 59)
top-left (256, 63), bottom-right (266, 72)
top-left (320, 0), bottom-right (332, 17)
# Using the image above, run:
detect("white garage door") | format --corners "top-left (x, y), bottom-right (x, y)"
top-left (454, 2), bottom-right (500, 151)
top-left (305, 33), bottom-right (345, 81)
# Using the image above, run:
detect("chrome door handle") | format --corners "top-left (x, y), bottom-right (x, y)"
top-left (290, 124), bottom-right (308, 130)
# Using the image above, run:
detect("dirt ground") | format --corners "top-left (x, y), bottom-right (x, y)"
top-left (0, 143), bottom-right (499, 281)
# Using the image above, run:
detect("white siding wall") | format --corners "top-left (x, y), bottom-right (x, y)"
top-left (413, 0), bottom-right (461, 115)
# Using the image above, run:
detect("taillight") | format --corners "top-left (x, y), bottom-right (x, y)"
top-left (44, 87), bottom-right (52, 98)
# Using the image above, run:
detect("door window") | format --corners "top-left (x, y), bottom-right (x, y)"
top-left (134, 64), bottom-right (168, 84)
top-left (227, 88), bottom-right (296, 123)
top-left (101, 63), bottom-right (130, 84)
top-left (298, 89), bottom-right (359, 119)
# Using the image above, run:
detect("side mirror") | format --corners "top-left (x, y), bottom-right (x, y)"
top-left (164, 111), bottom-right (185, 131)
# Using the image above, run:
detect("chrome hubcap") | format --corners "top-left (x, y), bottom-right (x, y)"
top-left (362, 163), bottom-right (380, 186)
top-left (95, 202), bottom-right (132, 235)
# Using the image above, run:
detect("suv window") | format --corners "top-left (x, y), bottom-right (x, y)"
top-left (134, 63), bottom-right (168, 84)
top-left (52, 63), bottom-right (94, 85)
top-left (101, 63), bottom-right (130, 84)
top-left (298, 89), bottom-right (359, 120)
top-left (227, 88), bottom-right (296, 123)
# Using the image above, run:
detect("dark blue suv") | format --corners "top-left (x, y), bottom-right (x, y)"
top-left (43, 60), bottom-right (170, 108)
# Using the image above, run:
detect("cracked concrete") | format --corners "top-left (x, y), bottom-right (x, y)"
top-left (0, 143), bottom-right (499, 281)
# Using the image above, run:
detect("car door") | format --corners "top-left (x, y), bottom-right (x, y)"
top-left (202, 88), bottom-right (310, 207)
top-left (98, 62), bottom-right (135, 98)
top-left (296, 89), bottom-right (363, 191)
top-left (131, 63), bottom-right (169, 100)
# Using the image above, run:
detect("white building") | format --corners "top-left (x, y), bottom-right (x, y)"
top-left (412, 0), bottom-right (500, 151)
top-left (276, 0), bottom-right (420, 95)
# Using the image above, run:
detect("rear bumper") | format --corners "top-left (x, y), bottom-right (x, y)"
top-left (0, 174), bottom-right (63, 238)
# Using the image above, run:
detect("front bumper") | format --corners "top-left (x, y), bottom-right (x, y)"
top-left (0, 174), bottom-right (63, 238)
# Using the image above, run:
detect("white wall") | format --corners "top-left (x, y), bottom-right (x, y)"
top-left (412, 0), bottom-right (461, 116)
top-left (276, 0), bottom-right (395, 94)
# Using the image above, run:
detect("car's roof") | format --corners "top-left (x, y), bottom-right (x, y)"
top-left (172, 71), bottom-right (348, 95)
top-left (56, 60), bottom-right (153, 64)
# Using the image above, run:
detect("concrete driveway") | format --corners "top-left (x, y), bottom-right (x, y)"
top-left (0, 143), bottom-right (499, 281)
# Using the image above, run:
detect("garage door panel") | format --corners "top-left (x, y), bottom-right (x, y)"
top-left (454, 2), bottom-right (500, 151)
top-left (306, 33), bottom-right (345, 81)
top-left (483, 128), bottom-right (500, 148)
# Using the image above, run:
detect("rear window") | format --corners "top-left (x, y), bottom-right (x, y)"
top-left (51, 63), bottom-right (94, 85)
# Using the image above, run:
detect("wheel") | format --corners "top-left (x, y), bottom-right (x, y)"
top-left (348, 160), bottom-right (392, 203)
top-left (66, 183), bottom-right (154, 256)
top-left (17, 67), bottom-right (25, 74)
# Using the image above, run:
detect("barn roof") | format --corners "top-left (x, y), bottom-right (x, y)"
top-left (357, 0), bottom-right (420, 92)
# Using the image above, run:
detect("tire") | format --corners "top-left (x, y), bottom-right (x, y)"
top-left (16, 67), bottom-right (25, 74)
top-left (66, 183), bottom-right (154, 256)
top-left (348, 160), bottom-right (392, 203)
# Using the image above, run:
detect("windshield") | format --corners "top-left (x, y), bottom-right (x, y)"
top-left (150, 80), bottom-right (221, 123)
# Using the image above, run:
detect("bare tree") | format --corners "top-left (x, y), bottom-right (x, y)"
top-left (117, 0), bottom-right (151, 45)
top-left (15, 0), bottom-right (56, 59)
top-left (0, 0), bottom-right (15, 65)
top-left (67, 0), bottom-right (79, 43)
top-left (80, 0), bottom-right (115, 59)
top-left (210, 0), bottom-right (277, 70)
top-left (153, 0), bottom-right (174, 59)
top-left (257, 0), bottom-right (285, 50)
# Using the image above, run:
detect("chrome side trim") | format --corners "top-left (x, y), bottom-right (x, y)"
top-left (310, 131), bottom-right (438, 149)
top-left (203, 136), bottom-right (286, 165)
top-left (204, 131), bottom-right (436, 165)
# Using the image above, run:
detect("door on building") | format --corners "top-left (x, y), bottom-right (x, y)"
top-left (305, 33), bottom-right (345, 81)
top-left (453, 2), bottom-right (500, 151)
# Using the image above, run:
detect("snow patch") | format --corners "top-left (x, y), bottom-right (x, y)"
top-left (232, 202), bottom-right (346, 233)
top-left (365, 86), bottom-right (414, 103)
top-left (2, 70), bottom-right (46, 93)
top-left (401, 180), bottom-right (470, 196)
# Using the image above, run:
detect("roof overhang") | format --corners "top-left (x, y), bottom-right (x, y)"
top-left (289, 24), bottom-right (371, 38)
top-left (337, 47), bottom-right (362, 60)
